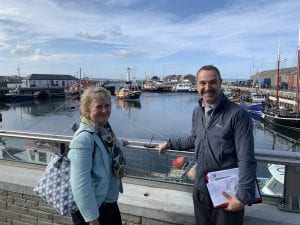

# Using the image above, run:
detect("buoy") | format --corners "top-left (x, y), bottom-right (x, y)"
top-left (172, 156), bottom-right (185, 169)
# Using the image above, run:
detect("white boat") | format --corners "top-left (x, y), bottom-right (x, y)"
top-left (251, 93), bottom-right (266, 103)
top-left (261, 164), bottom-right (284, 196)
top-left (173, 82), bottom-right (193, 92)
top-left (222, 88), bottom-right (232, 97)
top-left (142, 81), bottom-right (157, 91)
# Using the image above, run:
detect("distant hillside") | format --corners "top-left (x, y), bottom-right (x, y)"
top-left (250, 67), bottom-right (297, 80)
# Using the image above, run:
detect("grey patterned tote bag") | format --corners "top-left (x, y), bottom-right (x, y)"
top-left (34, 153), bottom-right (77, 215)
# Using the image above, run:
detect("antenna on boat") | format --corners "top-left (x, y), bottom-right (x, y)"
top-left (296, 26), bottom-right (300, 111)
top-left (276, 41), bottom-right (280, 110)
top-left (79, 67), bottom-right (82, 83)
top-left (143, 134), bottom-right (156, 149)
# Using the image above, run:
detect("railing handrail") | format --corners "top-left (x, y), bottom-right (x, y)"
top-left (255, 149), bottom-right (300, 165)
top-left (0, 130), bottom-right (72, 143)
top-left (1, 130), bottom-right (300, 165)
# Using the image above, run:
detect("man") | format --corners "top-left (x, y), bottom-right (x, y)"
top-left (158, 65), bottom-right (257, 225)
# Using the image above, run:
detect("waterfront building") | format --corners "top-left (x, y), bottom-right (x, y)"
top-left (21, 74), bottom-right (78, 88)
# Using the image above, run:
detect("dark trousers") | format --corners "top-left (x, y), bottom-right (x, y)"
top-left (193, 188), bottom-right (244, 225)
top-left (71, 202), bottom-right (122, 225)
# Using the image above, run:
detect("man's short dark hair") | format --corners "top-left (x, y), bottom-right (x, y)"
top-left (196, 65), bottom-right (222, 81)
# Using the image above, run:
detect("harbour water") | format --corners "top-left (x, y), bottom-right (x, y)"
top-left (0, 92), bottom-right (299, 152)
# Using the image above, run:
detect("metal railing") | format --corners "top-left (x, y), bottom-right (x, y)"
top-left (0, 130), bottom-right (299, 213)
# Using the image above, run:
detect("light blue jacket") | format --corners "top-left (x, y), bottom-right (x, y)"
top-left (68, 122), bottom-right (122, 222)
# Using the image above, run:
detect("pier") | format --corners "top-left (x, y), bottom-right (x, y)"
top-left (0, 130), bottom-right (299, 225)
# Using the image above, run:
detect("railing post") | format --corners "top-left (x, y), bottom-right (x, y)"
top-left (280, 165), bottom-right (300, 212)
top-left (60, 143), bottom-right (66, 154)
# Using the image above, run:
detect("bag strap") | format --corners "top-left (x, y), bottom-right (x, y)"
top-left (66, 129), bottom-right (96, 159)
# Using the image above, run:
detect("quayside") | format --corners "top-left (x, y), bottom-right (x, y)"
top-left (0, 130), bottom-right (299, 225)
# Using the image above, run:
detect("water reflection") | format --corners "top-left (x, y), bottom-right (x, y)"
top-left (115, 99), bottom-right (141, 110)
top-left (0, 93), bottom-right (299, 151)
top-left (0, 102), bottom-right (9, 111)
top-left (4, 100), bottom-right (78, 117)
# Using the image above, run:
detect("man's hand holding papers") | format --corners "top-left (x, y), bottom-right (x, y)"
top-left (206, 167), bottom-right (261, 208)
top-left (222, 191), bottom-right (244, 212)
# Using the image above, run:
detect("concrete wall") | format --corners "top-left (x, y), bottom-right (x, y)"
top-left (0, 160), bottom-right (299, 225)
top-left (0, 186), bottom-right (182, 225)
top-left (0, 160), bottom-right (193, 225)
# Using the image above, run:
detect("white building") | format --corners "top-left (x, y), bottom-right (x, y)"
top-left (22, 74), bottom-right (78, 88)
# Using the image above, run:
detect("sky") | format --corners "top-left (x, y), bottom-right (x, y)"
top-left (0, 0), bottom-right (300, 80)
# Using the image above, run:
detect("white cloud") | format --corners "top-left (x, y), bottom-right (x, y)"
top-left (0, 42), bottom-right (10, 49)
top-left (75, 31), bottom-right (107, 41)
top-left (29, 49), bottom-right (50, 61)
top-left (106, 25), bottom-right (123, 37)
top-left (97, 0), bottom-right (141, 7)
top-left (0, 0), bottom-right (299, 77)
top-left (10, 44), bottom-right (32, 54)
top-left (0, 7), bottom-right (20, 17)
top-left (113, 49), bottom-right (143, 57)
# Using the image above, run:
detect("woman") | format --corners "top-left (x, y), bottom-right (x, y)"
top-left (68, 86), bottom-right (125, 225)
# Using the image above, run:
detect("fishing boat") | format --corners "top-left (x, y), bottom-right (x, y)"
top-left (173, 80), bottom-right (193, 92)
top-left (240, 93), bottom-right (266, 121)
top-left (65, 80), bottom-right (94, 99)
top-left (240, 102), bottom-right (264, 121)
top-left (251, 93), bottom-right (267, 104)
top-left (115, 67), bottom-right (141, 100)
top-left (5, 87), bottom-right (39, 102)
top-left (262, 29), bottom-right (300, 131)
top-left (115, 86), bottom-right (141, 100)
top-left (142, 81), bottom-right (157, 92)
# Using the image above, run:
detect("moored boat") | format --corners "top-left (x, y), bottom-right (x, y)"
top-left (173, 81), bottom-right (193, 92)
top-left (240, 101), bottom-right (264, 121)
top-left (115, 67), bottom-right (141, 100)
top-left (262, 108), bottom-right (300, 131)
top-left (65, 80), bottom-right (95, 99)
top-left (262, 29), bottom-right (300, 132)
top-left (115, 87), bottom-right (141, 100)
top-left (5, 87), bottom-right (40, 102)
top-left (251, 93), bottom-right (267, 103)
top-left (240, 93), bottom-right (266, 121)
top-left (142, 81), bottom-right (157, 92)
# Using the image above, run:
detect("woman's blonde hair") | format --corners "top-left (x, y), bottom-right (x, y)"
top-left (80, 86), bottom-right (111, 116)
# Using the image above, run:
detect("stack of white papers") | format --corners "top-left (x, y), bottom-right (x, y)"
top-left (206, 167), bottom-right (261, 208)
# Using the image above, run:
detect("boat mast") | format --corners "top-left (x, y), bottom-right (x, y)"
top-left (79, 67), bottom-right (82, 83)
top-left (296, 27), bottom-right (300, 111)
top-left (276, 41), bottom-right (280, 110)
